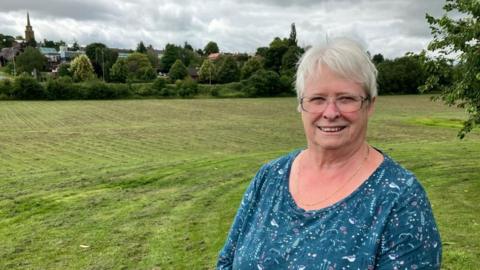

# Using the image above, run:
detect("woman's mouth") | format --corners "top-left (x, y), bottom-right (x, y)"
top-left (317, 126), bottom-right (346, 132)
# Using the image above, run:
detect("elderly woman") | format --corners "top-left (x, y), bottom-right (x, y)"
top-left (217, 38), bottom-right (441, 269)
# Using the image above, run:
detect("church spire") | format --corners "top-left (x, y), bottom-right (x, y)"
top-left (25, 12), bottom-right (35, 46)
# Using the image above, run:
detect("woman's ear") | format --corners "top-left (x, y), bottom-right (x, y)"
top-left (367, 96), bottom-right (376, 117)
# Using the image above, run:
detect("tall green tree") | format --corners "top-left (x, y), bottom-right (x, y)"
top-left (241, 57), bottom-right (263, 79)
top-left (377, 54), bottom-right (426, 95)
top-left (69, 54), bottom-right (95, 82)
top-left (125, 52), bottom-right (157, 82)
top-left (160, 43), bottom-right (182, 73)
top-left (136, 41), bottom-right (147, 53)
top-left (217, 56), bottom-right (240, 83)
top-left (204, 41), bottom-right (219, 55)
top-left (288, 23), bottom-right (298, 47)
top-left (264, 37), bottom-right (289, 73)
top-left (168, 59), bottom-right (188, 81)
top-left (110, 58), bottom-right (128, 83)
top-left (424, 0), bottom-right (480, 138)
top-left (198, 59), bottom-right (216, 84)
top-left (85, 43), bottom-right (118, 81)
top-left (15, 47), bottom-right (47, 74)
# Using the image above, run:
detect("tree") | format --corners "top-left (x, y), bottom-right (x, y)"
top-left (125, 52), bottom-right (156, 81)
top-left (57, 63), bottom-right (71, 77)
top-left (71, 40), bottom-right (80, 51)
top-left (160, 43), bottom-right (182, 73)
top-left (217, 56), bottom-right (240, 83)
top-left (146, 45), bottom-right (159, 70)
top-left (372, 54), bottom-right (385, 65)
top-left (85, 43), bottom-right (118, 81)
top-left (264, 37), bottom-right (289, 73)
top-left (424, 0), bottom-right (480, 138)
top-left (15, 47), bottom-right (47, 74)
top-left (241, 57), bottom-right (263, 79)
top-left (377, 54), bottom-right (425, 95)
top-left (136, 41), bottom-right (147, 53)
top-left (70, 54), bottom-right (95, 82)
top-left (168, 59), bottom-right (188, 81)
top-left (198, 59), bottom-right (216, 84)
top-left (281, 46), bottom-right (302, 74)
top-left (12, 74), bottom-right (45, 99)
top-left (0, 34), bottom-right (15, 49)
top-left (110, 58), bottom-right (128, 83)
top-left (244, 69), bottom-right (282, 97)
top-left (204, 41), bottom-right (219, 55)
top-left (43, 39), bottom-right (65, 50)
top-left (288, 23), bottom-right (298, 47)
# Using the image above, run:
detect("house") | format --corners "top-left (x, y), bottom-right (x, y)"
top-left (0, 46), bottom-right (21, 67)
top-left (59, 46), bottom-right (84, 62)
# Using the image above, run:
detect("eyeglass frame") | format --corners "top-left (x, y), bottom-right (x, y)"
top-left (299, 94), bottom-right (371, 113)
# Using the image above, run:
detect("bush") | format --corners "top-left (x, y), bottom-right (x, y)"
top-left (176, 77), bottom-right (198, 98)
top-left (151, 77), bottom-right (168, 93)
top-left (0, 79), bottom-right (13, 99)
top-left (243, 69), bottom-right (281, 97)
top-left (83, 81), bottom-right (130, 99)
top-left (11, 74), bottom-right (46, 99)
top-left (45, 76), bottom-right (78, 100)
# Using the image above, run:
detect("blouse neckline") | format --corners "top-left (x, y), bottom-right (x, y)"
top-left (283, 148), bottom-right (389, 215)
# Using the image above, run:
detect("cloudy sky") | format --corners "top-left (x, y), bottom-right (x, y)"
top-left (0, 0), bottom-right (445, 58)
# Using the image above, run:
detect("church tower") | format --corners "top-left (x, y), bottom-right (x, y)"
top-left (25, 12), bottom-right (35, 44)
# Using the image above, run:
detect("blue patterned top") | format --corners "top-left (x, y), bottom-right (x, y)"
top-left (217, 149), bottom-right (441, 269)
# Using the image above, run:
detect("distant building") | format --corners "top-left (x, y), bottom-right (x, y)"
top-left (25, 12), bottom-right (35, 45)
top-left (59, 46), bottom-right (84, 62)
top-left (208, 53), bottom-right (221, 61)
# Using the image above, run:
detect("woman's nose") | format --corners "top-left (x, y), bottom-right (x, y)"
top-left (322, 100), bottom-right (341, 119)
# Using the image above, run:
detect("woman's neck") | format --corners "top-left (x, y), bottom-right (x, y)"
top-left (304, 142), bottom-right (368, 170)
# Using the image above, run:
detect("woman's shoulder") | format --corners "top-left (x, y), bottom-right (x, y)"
top-left (250, 149), bottom-right (301, 189)
top-left (372, 151), bottom-right (428, 200)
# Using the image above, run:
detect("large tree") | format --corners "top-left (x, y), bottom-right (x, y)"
top-left (204, 41), bottom-right (219, 55)
top-left (198, 59), bottom-right (216, 84)
top-left (168, 59), bottom-right (188, 81)
top-left (424, 0), bottom-right (480, 138)
top-left (15, 47), bottom-right (47, 74)
top-left (217, 56), bottom-right (240, 83)
top-left (0, 34), bottom-right (15, 49)
top-left (70, 54), bottom-right (95, 82)
top-left (160, 43), bottom-right (182, 73)
top-left (85, 43), bottom-right (118, 81)
top-left (136, 41), bottom-right (147, 54)
top-left (110, 58), bottom-right (128, 83)
top-left (125, 52), bottom-right (157, 82)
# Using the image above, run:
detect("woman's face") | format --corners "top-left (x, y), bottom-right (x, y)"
top-left (301, 65), bottom-right (375, 152)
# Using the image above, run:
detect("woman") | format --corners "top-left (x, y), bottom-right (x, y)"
top-left (217, 38), bottom-right (441, 269)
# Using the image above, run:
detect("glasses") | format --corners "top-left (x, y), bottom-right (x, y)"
top-left (300, 95), bottom-right (370, 113)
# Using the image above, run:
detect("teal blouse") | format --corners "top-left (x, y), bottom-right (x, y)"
top-left (217, 149), bottom-right (441, 269)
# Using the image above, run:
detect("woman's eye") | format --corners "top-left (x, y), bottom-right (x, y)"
top-left (338, 96), bottom-right (356, 103)
top-left (310, 97), bottom-right (326, 104)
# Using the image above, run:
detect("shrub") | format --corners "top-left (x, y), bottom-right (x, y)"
top-left (176, 77), bottom-right (198, 98)
top-left (11, 74), bottom-right (46, 99)
top-left (83, 81), bottom-right (130, 99)
top-left (243, 69), bottom-right (281, 97)
top-left (0, 79), bottom-right (13, 98)
top-left (45, 76), bottom-right (76, 100)
top-left (151, 77), bottom-right (168, 93)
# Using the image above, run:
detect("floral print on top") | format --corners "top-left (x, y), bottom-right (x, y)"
top-left (217, 149), bottom-right (441, 270)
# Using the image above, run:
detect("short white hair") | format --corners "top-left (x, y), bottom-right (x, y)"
top-left (295, 38), bottom-right (378, 99)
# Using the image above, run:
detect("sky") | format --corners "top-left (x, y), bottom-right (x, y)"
top-left (0, 0), bottom-right (446, 58)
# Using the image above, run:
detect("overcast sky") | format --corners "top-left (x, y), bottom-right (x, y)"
top-left (0, 0), bottom-right (445, 58)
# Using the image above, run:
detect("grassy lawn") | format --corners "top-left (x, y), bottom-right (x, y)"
top-left (0, 96), bottom-right (478, 269)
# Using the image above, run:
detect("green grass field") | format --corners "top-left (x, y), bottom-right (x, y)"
top-left (0, 96), bottom-right (478, 269)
